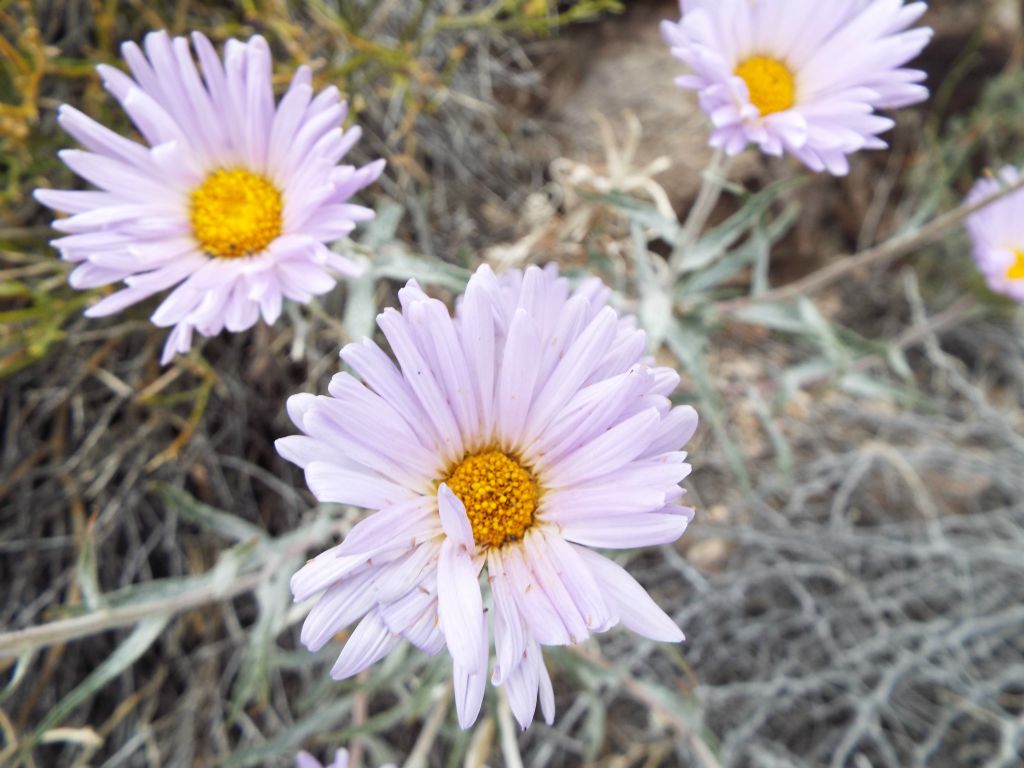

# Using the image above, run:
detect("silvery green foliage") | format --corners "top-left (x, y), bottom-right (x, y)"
top-left (6, 6), bottom-right (1024, 768)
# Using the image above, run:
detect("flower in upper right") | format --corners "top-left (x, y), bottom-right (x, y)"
top-left (661, 0), bottom-right (933, 175)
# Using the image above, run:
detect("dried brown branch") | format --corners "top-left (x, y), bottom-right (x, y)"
top-left (716, 173), bottom-right (1024, 312)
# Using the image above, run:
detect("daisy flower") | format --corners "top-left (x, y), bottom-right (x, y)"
top-left (278, 263), bottom-right (697, 729)
top-left (660, 0), bottom-right (933, 175)
top-left (297, 748), bottom-right (393, 768)
top-left (35, 31), bottom-right (384, 363)
top-left (964, 166), bottom-right (1024, 303)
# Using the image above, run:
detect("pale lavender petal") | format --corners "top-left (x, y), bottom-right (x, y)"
top-left (537, 648), bottom-right (555, 725)
top-left (536, 529), bottom-right (616, 632)
top-left (558, 510), bottom-right (691, 549)
top-left (300, 568), bottom-right (380, 651)
top-left (488, 549), bottom-right (527, 684)
top-left (503, 640), bottom-right (540, 729)
top-left (291, 545), bottom-right (373, 603)
top-left (377, 307), bottom-right (465, 463)
top-left (496, 308), bottom-right (542, 447)
top-left (640, 405), bottom-right (699, 458)
top-left (330, 610), bottom-right (400, 680)
top-left (437, 484), bottom-right (474, 549)
top-left (452, 613), bottom-right (488, 729)
top-left (335, 497), bottom-right (440, 557)
top-left (304, 462), bottom-right (416, 508)
top-left (340, 338), bottom-right (442, 453)
top-left (521, 306), bottom-right (619, 445)
top-left (576, 547), bottom-right (685, 642)
top-left (501, 545), bottom-right (571, 646)
top-left (503, 640), bottom-right (554, 729)
top-left (522, 532), bottom-right (588, 643)
top-left (437, 539), bottom-right (485, 664)
top-left (544, 408), bottom-right (662, 488)
top-left (457, 272), bottom-right (497, 437)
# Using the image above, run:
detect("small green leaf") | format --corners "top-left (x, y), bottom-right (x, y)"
top-left (156, 485), bottom-right (266, 544)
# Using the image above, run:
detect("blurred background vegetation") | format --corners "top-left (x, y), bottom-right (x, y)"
top-left (2, 1), bottom-right (1024, 766)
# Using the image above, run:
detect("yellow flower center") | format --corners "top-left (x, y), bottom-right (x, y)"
top-left (445, 451), bottom-right (538, 549)
top-left (1008, 250), bottom-right (1024, 281)
top-left (190, 168), bottom-right (283, 259)
top-left (735, 55), bottom-right (796, 116)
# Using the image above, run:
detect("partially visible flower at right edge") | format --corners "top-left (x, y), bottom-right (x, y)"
top-left (965, 166), bottom-right (1024, 304)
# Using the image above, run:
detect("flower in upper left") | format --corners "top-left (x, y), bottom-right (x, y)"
top-left (35, 31), bottom-right (384, 363)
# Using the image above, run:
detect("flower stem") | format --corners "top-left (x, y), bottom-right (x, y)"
top-left (671, 148), bottom-right (732, 277)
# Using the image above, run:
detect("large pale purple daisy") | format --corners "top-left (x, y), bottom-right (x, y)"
top-left (35, 31), bottom-right (384, 363)
top-left (661, 0), bottom-right (933, 175)
top-left (965, 166), bottom-right (1024, 303)
top-left (278, 264), bottom-right (697, 729)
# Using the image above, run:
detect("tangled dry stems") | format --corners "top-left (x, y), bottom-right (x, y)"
top-left (2, 1), bottom-right (1024, 767)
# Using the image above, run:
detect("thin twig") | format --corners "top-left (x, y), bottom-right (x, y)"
top-left (496, 689), bottom-right (525, 768)
top-left (0, 571), bottom-right (262, 659)
top-left (570, 646), bottom-right (722, 768)
top-left (350, 671), bottom-right (370, 768)
top-left (717, 173), bottom-right (1024, 312)
top-left (401, 683), bottom-right (452, 768)
top-left (463, 716), bottom-right (495, 768)
top-left (903, 270), bottom-right (1024, 453)
top-left (671, 148), bottom-right (732, 276)
top-left (789, 296), bottom-right (979, 390)
top-left (0, 521), bottom-right (333, 658)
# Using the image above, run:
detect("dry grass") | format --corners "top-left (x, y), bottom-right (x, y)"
top-left (2, 1), bottom-right (1024, 766)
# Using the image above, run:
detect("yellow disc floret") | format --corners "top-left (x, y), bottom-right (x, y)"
top-left (735, 55), bottom-right (796, 116)
top-left (1008, 250), bottom-right (1024, 281)
top-left (445, 451), bottom-right (538, 549)
top-left (190, 168), bottom-right (283, 259)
